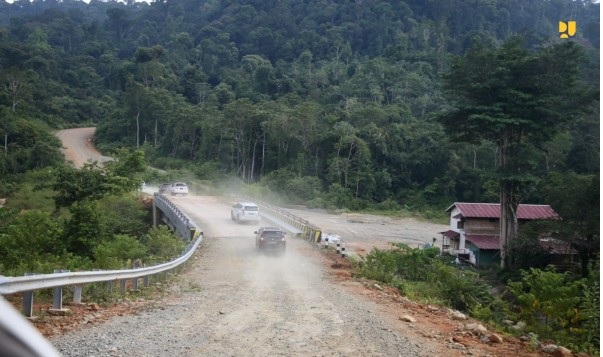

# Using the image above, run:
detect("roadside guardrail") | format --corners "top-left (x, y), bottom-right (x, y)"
top-left (241, 197), bottom-right (322, 244)
top-left (0, 195), bottom-right (201, 317)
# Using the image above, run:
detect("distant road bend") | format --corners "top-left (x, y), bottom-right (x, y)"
top-left (55, 127), bottom-right (113, 168)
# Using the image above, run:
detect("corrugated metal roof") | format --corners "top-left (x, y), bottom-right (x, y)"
top-left (466, 235), bottom-right (500, 250)
top-left (446, 202), bottom-right (561, 220)
top-left (438, 230), bottom-right (460, 239)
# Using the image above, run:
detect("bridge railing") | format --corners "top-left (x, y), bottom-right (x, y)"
top-left (241, 196), bottom-right (323, 244)
top-left (0, 195), bottom-right (201, 317)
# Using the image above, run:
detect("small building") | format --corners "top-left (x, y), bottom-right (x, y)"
top-left (440, 202), bottom-right (561, 267)
top-left (539, 237), bottom-right (578, 271)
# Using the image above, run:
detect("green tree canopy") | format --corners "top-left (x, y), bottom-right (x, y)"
top-left (436, 37), bottom-right (598, 269)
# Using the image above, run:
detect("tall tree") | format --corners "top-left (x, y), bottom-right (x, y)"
top-left (539, 172), bottom-right (599, 277)
top-left (436, 37), bottom-right (597, 269)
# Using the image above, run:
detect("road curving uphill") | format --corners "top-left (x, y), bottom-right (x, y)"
top-left (55, 127), bottom-right (113, 168)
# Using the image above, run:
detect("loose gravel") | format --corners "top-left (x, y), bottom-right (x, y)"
top-left (51, 196), bottom-right (442, 357)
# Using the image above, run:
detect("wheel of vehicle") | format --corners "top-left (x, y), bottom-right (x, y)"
top-left (231, 212), bottom-right (235, 220)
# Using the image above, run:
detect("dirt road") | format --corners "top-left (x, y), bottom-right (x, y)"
top-left (55, 127), bottom-right (113, 168)
top-left (50, 194), bottom-right (457, 356)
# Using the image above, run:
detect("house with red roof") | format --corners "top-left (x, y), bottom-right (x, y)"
top-left (439, 202), bottom-right (561, 266)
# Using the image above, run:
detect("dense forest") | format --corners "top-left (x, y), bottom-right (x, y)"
top-left (0, 1), bottom-right (599, 352)
top-left (0, 0), bottom-right (599, 247)
top-left (0, 0), bottom-right (599, 208)
top-left (0, 0), bottom-right (599, 210)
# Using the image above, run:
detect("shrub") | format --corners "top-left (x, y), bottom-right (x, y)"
top-left (357, 243), bottom-right (493, 312)
top-left (142, 226), bottom-right (186, 264)
top-left (94, 234), bottom-right (148, 269)
top-left (283, 176), bottom-right (322, 202)
top-left (357, 248), bottom-right (398, 284)
top-left (429, 263), bottom-right (493, 311)
top-left (507, 267), bottom-right (585, 343)
top-left (373, 199), bottom-right (401, 212)
top-left (0, 210), bottom-right (65, 274)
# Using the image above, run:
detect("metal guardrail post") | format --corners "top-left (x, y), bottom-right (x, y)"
top-left (52, 287), bottom-right (62, 310)
top-left (120, 279), bottom-right (127, 293)
top-left (52, 270), bottom-right (69, 311)
top-left (132, 277), bottom-right (139, 290)
top-left (23, 272), bottom-right (35, 317)
top-left (73, 284), bottom-right (82, 304)
top-left (143, 275), bottom-right (149, 287)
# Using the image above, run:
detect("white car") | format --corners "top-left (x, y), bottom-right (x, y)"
top-left (170, 182), bottom-right (189, 196)
top-left (231, 201), bottom-right (261, 223)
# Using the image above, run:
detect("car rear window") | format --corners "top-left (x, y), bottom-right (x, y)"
top-left (262, 231), bottom-right (283, 238)
top-left (175, 183), bottom-right (187, 187)
top-left (244, 206), bottom-right (259, 211)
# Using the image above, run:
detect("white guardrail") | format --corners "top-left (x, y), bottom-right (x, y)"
top-left (0, 237), bottom-right (203, 295)
top-left (0, 195), bottom-right (202, 317)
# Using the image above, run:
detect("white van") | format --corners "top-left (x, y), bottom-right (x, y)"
top-left (231, 201), bottom-right (261, 223)
top-left (170, 182), bottom-right (189, 196)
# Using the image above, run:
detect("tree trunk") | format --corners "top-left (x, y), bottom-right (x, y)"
top-left (154, 119), bottom-right (158, 148)
top-left (250, 138), bottom-right (257, 182)
top-left (499, 133), bottom-right (519, 269)
top-left (261, 132), bottom-right (265, 177)
top-left (135, 111), bottom-right (140, 148)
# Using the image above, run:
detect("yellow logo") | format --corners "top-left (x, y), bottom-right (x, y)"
top-left (559, 21), bottom-right (576, 38)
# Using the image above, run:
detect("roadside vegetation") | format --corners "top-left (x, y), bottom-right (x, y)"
top-left (0, 150), bottom-right (185, 277)
top-left (355, 244), bottom-right (600, 355)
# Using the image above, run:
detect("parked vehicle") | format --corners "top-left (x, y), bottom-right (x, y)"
top-left (170, 182), bottom-right (189, 196)
top-left (254, 227), bottom-right (286, 254)
top-left (231, 201), bottom-right (261, 223)
top-left (158, 183), bottom-right (172, 194)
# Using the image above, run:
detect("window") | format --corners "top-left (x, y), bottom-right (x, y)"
top-left (457, 220), bottom-right (464, 229)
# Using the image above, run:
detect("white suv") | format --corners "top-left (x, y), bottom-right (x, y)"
top-left (231, 201), bottom-right (261, 223)
top-left (170, 182), bottom-right (189, 196)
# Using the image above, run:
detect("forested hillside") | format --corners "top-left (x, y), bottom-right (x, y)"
top-left (0, 0), bottom-right (599, 210)
top-left (0, 2), bottom-right (599, 352)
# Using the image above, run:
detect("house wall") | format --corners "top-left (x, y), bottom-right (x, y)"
top-left (468, 244), bottom-right (499, 267)
top-left (465, 218), bottom-right (499, 235)
top-left (449, 207), bottom-right (462, 232)
top-left (449, 237), bottom-right (460, 250)
top-left (448, 207), bottom-right (466, 251)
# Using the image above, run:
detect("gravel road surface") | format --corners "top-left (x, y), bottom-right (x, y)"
top-left (51, 195), bottom-right (443, 357)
